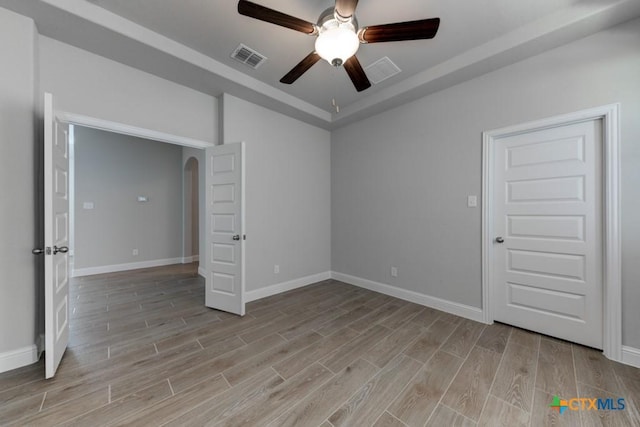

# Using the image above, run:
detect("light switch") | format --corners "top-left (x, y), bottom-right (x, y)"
top-left (467, 195), bottom-right (478, 208)
top-left (137, 196), bottom-right (149, 202)
top-left (83, 202), bottom-right (94, 210)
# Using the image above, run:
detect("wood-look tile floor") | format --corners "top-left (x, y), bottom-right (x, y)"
top-left (1, 263), bottom-right (638, 426)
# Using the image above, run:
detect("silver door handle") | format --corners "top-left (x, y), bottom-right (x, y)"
top-left (495, 237), bottom-right (504, 243)
top-left (232, 235), bottom-right (240, 241)
top-left (33, 247), bottom-right (52, 255)
top-left (53, 246), bottom-right (69, 254)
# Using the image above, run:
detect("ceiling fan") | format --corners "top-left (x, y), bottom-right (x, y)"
top-left (237, 0), bottom-right (440, 92)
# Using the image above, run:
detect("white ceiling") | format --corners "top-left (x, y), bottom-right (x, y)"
top-left (2, 0), bottom-right (640, 129)
top-left (88, 0), bottom-right (577, 110)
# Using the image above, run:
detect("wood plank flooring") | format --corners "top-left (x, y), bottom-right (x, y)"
top-left (0, 263), bottom-right (638, 426)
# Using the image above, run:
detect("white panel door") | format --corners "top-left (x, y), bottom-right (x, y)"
top-left (493, 120), bottom-right (603, 349)
top-left (44, 93), bottom-right (70, 378)
top-left (205, 143), bottom-right (245, 315)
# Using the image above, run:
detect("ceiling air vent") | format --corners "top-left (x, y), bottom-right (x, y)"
top-left (231, 44), bottom-right (267, 69)
top-left (365, 56), bottom-right (401, 85)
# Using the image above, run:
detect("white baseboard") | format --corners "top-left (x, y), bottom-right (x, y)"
top-left (244, 271), bottom-right (332, 303)
top-left (73, 257), bottom-right (184, 277)
top-left (331, 271), bottom-right (485, 323)
top-left (0, 344), bottom-right (40, 374)
top-left (622, 346), bottom-right (640, 368)
top-left (182, 255), bottom-right (199, 263)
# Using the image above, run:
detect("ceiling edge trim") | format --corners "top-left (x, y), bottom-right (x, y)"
top-left (42, 0), bottom-right (332, 123)
top-left (331, 0), bottom-right (640, 127)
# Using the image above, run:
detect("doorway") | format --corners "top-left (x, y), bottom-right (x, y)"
top-left (58, 112), bottom-right (246, 317)
top-left (481, 104), bottom-right (622, 360)
top-left (183, 156), bottom-right (200, 266)
top-left (69, 125), bottom-right (193, 277)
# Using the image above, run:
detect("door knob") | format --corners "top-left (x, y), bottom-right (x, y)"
top-left (32, 248), bottom-right (44, 255)
top-left (495, 237), bottom-right (504, 243)
top-left (232, 235), bottom-right (240, 241)
top-left (53, 246), bottom-right (69, 254)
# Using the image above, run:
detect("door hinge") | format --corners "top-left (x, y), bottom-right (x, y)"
top-left (243, 234), bottom-right (246, 240)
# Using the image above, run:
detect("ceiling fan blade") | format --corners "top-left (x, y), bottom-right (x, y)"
top-left (280, 52), bottom-right (322, 84)
top-left (335, 0), bottom-right (359, 19)
top-left (343, 55), bottom-right (371, 92)
top-left (358, 18), bottom-right (440, 43)
top-left (238, 0), bottom-right (316, 34)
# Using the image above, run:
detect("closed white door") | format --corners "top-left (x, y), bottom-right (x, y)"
top-left (492, 120), bottom-right (603, 349)
top-left (43, 93), bottom-right (70, 378)
top-left (205, 143), bottom-right (245, 316)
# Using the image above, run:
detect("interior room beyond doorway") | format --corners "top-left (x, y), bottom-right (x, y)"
top-left (69, 125), bottom-right (204, 278)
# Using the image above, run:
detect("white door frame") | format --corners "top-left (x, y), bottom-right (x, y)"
top-left (481, 104), bottom-right (621, 361)
top-left (57, 112), bottom-right (214, 149)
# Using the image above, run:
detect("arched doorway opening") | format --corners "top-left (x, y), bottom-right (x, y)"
top-left (183, 157), bottom-right (199, 265)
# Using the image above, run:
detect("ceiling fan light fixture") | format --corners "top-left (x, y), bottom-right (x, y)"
top-left (237, 0), bottom-right (439, 91)
top-left (315, 21), bottom-right (359, 67)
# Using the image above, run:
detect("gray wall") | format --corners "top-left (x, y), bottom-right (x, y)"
top-left (73, 127), bottom-right (184, 271)
top-left (0, 8), bottom-right (37, 355)
top-left (332, 18), bottom-right (640, 347)
top-left (222, 94), bottom-right (331, 292)
top-left (39, 35), bottom-right (218, 144)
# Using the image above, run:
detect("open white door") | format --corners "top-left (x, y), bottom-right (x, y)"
top-left (43, 93), bottom-right (70, 378)
top-left (205, 143), bottom-right (245, 316)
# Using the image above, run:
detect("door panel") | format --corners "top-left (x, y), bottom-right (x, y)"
top-left (507, 176), bottom-right (585, 203)
top-left (205, 143), bottom-right (245, 315)
top-left (506, 136), bottom-right (584, 167)
top-left (44, 92), bottom-right (70, 378)
top-left (506, 283), bottom-right (585, 319)
top-left (508, 250), bottom-right (585, 280)
top-left (507, 215), bottom-right (585, 240)
top-left (493, 120), bottom-right (602, 349)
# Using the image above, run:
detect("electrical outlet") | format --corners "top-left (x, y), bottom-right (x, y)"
top-left (274, 264), bottom-right (279, 274)
top-left (132, 249), bottom-right (139, 256)
top-left (467, 195), bottom-right (478, 208)
top-left (391, 266), bottom-right (398, 277)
